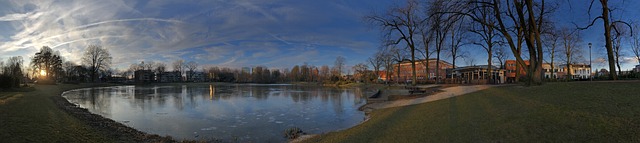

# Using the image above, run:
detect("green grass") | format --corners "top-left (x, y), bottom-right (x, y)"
top-left (304, 81), bottom-right (640, 143)
top-left (0, 84), bottom-right (115, 142)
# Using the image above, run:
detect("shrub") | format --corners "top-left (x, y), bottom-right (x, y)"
top-left (283, 127), bottom-right (305, 140)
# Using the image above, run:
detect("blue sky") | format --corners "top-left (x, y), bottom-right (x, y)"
top-left (0, 0), bottom-right (638, 71)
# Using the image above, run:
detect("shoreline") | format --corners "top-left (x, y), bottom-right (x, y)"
top-left (53, 82), bottom-right (379, 143)
top-left (50, 83), bottom-right (192, 142)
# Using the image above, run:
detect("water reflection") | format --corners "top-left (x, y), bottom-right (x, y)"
top-left (62, 84), bottom-right (371, 142)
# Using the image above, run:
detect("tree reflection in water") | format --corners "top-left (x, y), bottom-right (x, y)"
top-left (62, 84), bottom-right (376, 142)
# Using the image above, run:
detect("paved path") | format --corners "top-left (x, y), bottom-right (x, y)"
top-left (363, 85), bottom-right (499, 110)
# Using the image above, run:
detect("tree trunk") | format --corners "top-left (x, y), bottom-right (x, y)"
top-left (411, 48), bottom-right (417, 86)
top-left (601, 0), bottom-right (618, 80)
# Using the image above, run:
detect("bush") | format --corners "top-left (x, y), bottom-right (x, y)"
top-left (283, 127), bottom-right (305, 140)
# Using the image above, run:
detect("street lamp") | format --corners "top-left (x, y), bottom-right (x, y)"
top-left (589, 43), bottom-right (593, 81)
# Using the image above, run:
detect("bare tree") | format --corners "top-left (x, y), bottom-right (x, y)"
top-left (446, 0), bottom-right (553, 85)
top-left (465, 56), bottom-right (476, 66)
top-left (448, 17), bottom-right (467, 69)
top-left (366, 0), bottom-right (421, 86)
top-left (577, 0), bottom-right (633, 80)
top-left (611, 23), bottom-right (627, 75)
top-left (352, 63), bottom-right (369, 82)
top-left (391, 46), bottom-right (408, 83)
top-left (542, 28), bottom-right (561, 79)
top-left (494, 46), bottom-right (509, 69)
top-left (368, 52), bottom-right (384, 81)
top-left (319, 65), bottom-right (330, 81)
top-left (82, 45), bottom-right (112, 82)
top-left (428, 0), bottom-right (461, 83)
top-left (154, 62), bottom-right (166, 74)
top-left (143, 61), bottom-right (154, 70)
top-left (172, 59), bottom-right (185, 81)
top-left (380, 46), bottom-right (396, 84)
top-left (185, 61), bottom-right (198, 81)
top-left (632, 23), bottom-right (640, 65)
top-left (559, 28), bottom-right (582, 80)
top-left (333, 56), bottom-right (346, 77)
top-left (467, 0), bottom-right (500, 83)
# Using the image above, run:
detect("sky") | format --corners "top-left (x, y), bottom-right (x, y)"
top-left (0, 0), bottom-right (639, 72)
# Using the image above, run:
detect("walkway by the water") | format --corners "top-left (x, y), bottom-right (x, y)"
top-left (363, 85), bottom-right (498, 110)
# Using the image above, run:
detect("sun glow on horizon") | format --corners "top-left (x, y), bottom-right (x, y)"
top-left (40, 70), bottom-right (47, 77)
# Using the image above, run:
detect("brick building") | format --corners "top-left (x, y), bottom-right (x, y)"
top-left (390, 59), bottom-right (454, 83)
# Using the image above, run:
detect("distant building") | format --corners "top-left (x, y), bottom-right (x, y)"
top-left (504, 60), bottom-right (530, 83)
top-left (134, 70), bottom-right (153, 83)
top-left (186, 71), bottom-right (205, 82)
top-left (542, 63), bottom-right (563, 80)
top-left (448, 65), bottom-right (505, 84)
top-left (635, 65), bottom-right (640, 72)
top-left (159, 71), bottom-right (181, 83)
top-left (390, 59), bottom-right (454, 83)
top-left (559, 64), bottom-right (591, 80)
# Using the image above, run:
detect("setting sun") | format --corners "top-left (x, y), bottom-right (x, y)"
top-left (39, 70), bottom-right (46, 77)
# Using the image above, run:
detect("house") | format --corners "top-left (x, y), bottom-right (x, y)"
top-left (559, 64), bottom-right (591, 80)
top-left (542, 63), bottom-right (563, 80)
top-left (134, 70), bottom-right (153, 83)
top-left (635, 65), bottom-right (640, 72)
top-left (448, 65), bottom-right (505, 84)
top-left (159, 71), bottom-right (181, 82)
top-left (390, 58), bottom-right (455, 83)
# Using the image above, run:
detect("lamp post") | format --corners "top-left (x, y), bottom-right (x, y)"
top-left (589, 43), bottom-right (593, 81)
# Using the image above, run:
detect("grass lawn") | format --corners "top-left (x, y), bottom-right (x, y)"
top-left (0, 84), bottom-right (115, 142)
top-left (304, 81), bottom-right (640, 143)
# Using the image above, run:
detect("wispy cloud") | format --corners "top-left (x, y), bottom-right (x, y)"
top-left (0, 0), bottom-right (386, 70)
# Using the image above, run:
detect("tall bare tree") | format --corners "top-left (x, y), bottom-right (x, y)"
top-left (467, 0), bottom-right (500, 83)
top-left (368, 52), bottom-right (384, 81)
top-left (542, 28), bottom-right (561, 79)
top-left (154, 62), bottom-right (166, 74)
top-left (172, 59), bottom-right (185, 81)
top-left (632, 23), bottom-right (640, 65)
top-left (82, 45), bottom-right (112, 82)
top-left (611, 22), bottom-right (628, 75)
top-left (391, 46), bottom-right (408, 83)
top-left (366, 0), bottom-right (421, 85)
top-left (447, 0), bottom-right (553, 85)
top-left (494, 46), bottom-right (509, 69)
top-left (577, 0), bottom-right (632, 80)
top-left (332, 56), bottom-right (346, 77)
top-left (380, 46), bottom-right (396, 84)
top-left (448, 18), bottom-right (467, 69)
top-left (428, 0), bottom-right (461, 83)
top-left (185, 61), bottom-right (198, 81)
top-left (559, 28), bottom-right (581, 80)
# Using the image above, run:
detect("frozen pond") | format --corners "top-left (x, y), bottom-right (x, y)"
top-left (62, 84), bottom-right (370, 142)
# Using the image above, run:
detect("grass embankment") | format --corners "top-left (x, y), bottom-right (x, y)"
top-left (304, 81), bottom-right (640, 142)
top-left (0, 84), bottom-right (187, 143)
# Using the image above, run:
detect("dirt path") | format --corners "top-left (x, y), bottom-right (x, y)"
top-left (362, 85), bottom-right (499, 110)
